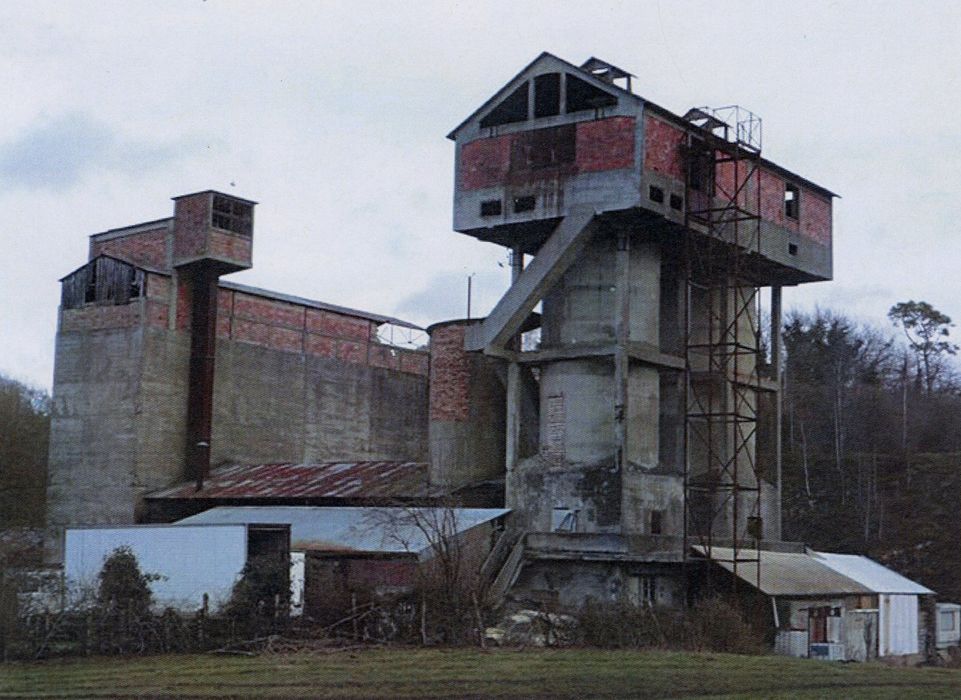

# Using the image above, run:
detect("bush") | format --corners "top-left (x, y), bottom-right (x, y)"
top-left (575, 595), bottom-right (765, 655)
top-left (222, 555), bottom-right (291, 636)
top-left (97, 546), bottom-right (157, 616)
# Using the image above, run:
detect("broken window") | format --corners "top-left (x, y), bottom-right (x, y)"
top-left (534, 73), bottom-right (561, 118)
top-left (687, 139), bottom-right (715, 194)
top-left (212, 195), bottom-right (253, 236)
top-left (940, 610), bottom-right (957, 631)
top-left (552, 507), bottom-right (578, 532)
top-left (513, 195), bottom-right (536, 213)
top-left (784, 183), bottom-right (800, 220)
top-left (61, 256), bottom-right (143, 310)
top-left (649, 185), bottom-right (664, 204)
top-left (629, 575), bottom-right (657, 607)
top-left (565, 73), bottom-right (617, 113)
top-left (669, 193), bottom-right (683, 210)
top-left (649, 510), bottom-right (663, 535)
top-left (509, 124), bottom-right (576, 171)
top-left (480, 199), bottom-right (502, 216)
top-left (479, 82), bottom-right (529, 129)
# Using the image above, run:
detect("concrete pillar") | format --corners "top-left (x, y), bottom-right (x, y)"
top-left (505, 247), bottom-right (524, 473)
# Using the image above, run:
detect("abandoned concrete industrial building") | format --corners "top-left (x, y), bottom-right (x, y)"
top-left (44, 53), bottom-right (953, 661)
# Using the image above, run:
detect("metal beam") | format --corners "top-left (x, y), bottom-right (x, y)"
top-left (464, 205), bottom-right (598, 351)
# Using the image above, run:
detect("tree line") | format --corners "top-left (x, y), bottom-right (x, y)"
top-left (780, 300), bottom-right (961, 601)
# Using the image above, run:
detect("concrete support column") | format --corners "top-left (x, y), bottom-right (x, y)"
top-left (771, 284), bottom-right (783, 537)
top-left (506, 247), bottom-right (524, 472)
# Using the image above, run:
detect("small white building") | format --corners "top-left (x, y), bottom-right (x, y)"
top-left (695, 546), bottom-right (935, 662)
top-left (936, 602), bottom-right (960, 650)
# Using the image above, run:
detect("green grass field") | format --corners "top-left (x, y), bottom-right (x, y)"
top-left (2, 648), bottom-right (960, 699)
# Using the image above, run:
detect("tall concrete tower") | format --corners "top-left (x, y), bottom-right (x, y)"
top-left (446, 54), bottom-right (835, 606)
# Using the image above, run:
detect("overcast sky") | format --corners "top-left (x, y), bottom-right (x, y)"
top-left (2, 1), bottom-right (959, 390)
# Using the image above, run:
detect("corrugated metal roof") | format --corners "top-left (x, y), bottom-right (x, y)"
top-left (175, 506), bottom-right (510, 556)
top-left (813, 552), bottom-right (934, 595)
top-left (692, 546), bottom-right (873, 596)
top-left (145, 461), bottom-right (432, 501)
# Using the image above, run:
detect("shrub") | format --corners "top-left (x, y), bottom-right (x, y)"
top-left (96, 546), bottom-right (157, 616)
top-left (222, 555), bottom-right (291, 636)
top-left (575, 595), bottom-right (765, 654)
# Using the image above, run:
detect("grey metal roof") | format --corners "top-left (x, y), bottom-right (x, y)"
top-left (176, 506), bottom-right (509, 558)
top-left (692, 546), bottom-right (873, 596)
top-left (813, 552), bottom-right (934, 595)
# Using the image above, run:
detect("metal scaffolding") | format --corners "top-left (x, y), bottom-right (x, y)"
top-left (682, 105), bottom-right (764, 593)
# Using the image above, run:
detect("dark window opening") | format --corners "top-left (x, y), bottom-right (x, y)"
top-left (784, 183), bottom-right (800, 220)
top-left (480, 199), bottom-right (502, 217)
top-left (687, 140), bottom-right (715, 194)
top-left (747, 516), bottom-right (763, 540)
top-left (649, 185), bottom-right (664, 203)
top-left (513, 195), bottom-right (536, 213)
top-left (534, 73), bottom-right (561, 118)
top-left (788, 243), bottom-right (798, 256)
top-left (479, 82), bottom-right (529, 129)
top-left (650, 510), bottom-right (663, 535)
top-left (212, 195), bottom-right (253, 236)
top-left (510, 124), bottom-right (576, 171)
top-left (63, 256), bottom-right (143, 310)
top-left (670, 193), bottom-right (683, 210)
top-left (565, 73), bottom-right (617, 113)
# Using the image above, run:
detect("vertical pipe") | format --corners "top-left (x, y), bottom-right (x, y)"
top-left (613, 232), bottom-right (630, 476)
top-left (185, 262), bottom-right (219, 491)
top-left (505, 247), bottom-right (524, 472)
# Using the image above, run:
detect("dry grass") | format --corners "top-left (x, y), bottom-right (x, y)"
top-left (2, 648), bottom-right (961, 698)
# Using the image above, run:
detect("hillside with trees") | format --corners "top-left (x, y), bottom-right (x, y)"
top-left (0, 374), bottom-right (49, 528)
top-left (780, 302), bottom-right (961, 602)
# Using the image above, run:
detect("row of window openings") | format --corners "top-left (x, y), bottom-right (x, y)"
top-left (480, 72), bottom-right (618, 129)
top-left (552, 507), bottom-right (665, 535)
top-left (480, 196), bottom-right (534, 217)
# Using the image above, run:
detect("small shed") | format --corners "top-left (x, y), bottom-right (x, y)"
top-left (936, 603), bottom-right (960, 650)
top-left (176, 506), bottom-right (510, 618)
top-left (693, 546), bottom-right (934, 661)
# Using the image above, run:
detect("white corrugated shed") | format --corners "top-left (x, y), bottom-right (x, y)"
top-left (177, 506), bottom-right (510, 558)
top-left (812, 552), bottom-right (934, 594)
top-left (814, 551), bottom-right (933, 657)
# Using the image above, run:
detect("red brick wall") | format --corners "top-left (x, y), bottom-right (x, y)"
top-left (208, 229), bottom-right (252, 268)
top-left (460, 117), bottom-right (636, 191)
top-left (168, 286), bottom-right (432, 376)
top-left (306, 309), bottom-right (372, 342)
top-left (61, 303), bottom-right (140, 331)
top-left (172, 193), bottom-right (210, 262)
top-left (460, 134), bottom-right (512, 190)
top-left (643, 115), bottom-right (686, 182)
top-left (575, 116), bottom-right (635, 172)
top-left (91, 226), bottom-right (169, 270)
top-left (429, 323), bottom-right (471, 422)
top-left (801, 191), bottom-right (832, 245)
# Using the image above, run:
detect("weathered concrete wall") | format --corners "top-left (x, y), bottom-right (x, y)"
top-left (212, 339), bottom-right (428, 466)
top-left (46, 298), bottom-right (429, 562)
top-left (46, 315), bottom-right (145, 561)
top-left (514, 559), bottom-right (685, 609)
top-left (428, 321), bottom-right (506, 490)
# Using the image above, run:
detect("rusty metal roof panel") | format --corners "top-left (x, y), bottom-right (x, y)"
top-left (145, 461), bottom-right (432, 501)
top-left (176, 506), bottom-right (510, 556)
